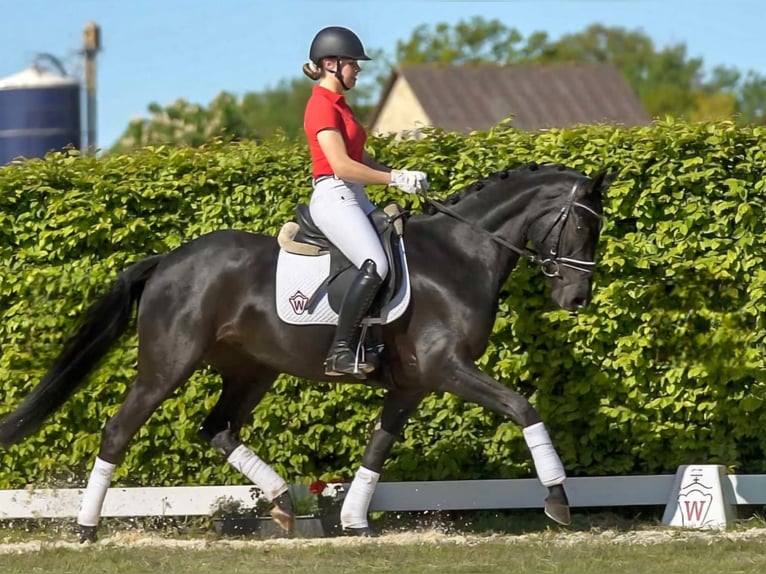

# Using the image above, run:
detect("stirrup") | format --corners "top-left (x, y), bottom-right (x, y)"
top-left (324, 355), bottom-right (374, 379)
top-left (324, 322), bottom-right (379, 378)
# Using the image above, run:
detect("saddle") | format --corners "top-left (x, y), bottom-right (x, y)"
top-left (277, 202), bottom-right (407, 319)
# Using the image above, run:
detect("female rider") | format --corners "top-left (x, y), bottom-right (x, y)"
top-left (302, 26), bottom-right (428, 378)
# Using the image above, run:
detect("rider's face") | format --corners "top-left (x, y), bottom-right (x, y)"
top-left (328, 58), bottom-right (360, 89)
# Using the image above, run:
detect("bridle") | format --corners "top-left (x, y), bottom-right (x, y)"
top-left (421, 181), bottom-right (603, 278)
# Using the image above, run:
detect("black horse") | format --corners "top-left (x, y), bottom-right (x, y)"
top-left (0, 162), bottom-right (615, 541)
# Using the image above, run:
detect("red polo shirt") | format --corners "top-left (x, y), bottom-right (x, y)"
top-left (303, 85), bottom-right (366, 179)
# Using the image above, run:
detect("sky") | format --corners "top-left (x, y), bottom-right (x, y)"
top-left (2, 0), bottom-right (764, 149)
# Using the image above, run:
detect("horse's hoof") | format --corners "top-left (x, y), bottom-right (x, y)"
top-left (544, 500), bottom-right (571, 526)
top-left (79, 525), bottom-right (98, 544)
top-left (343, 526), bottom-right (379, 538)
top-left (270, 492), bottom-right (295, 534)
top-left (544, 483), bottom-right (571, 526)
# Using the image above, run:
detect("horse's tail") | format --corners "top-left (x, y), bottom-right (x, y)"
top-left (0, 254), bottom-right (165, 447)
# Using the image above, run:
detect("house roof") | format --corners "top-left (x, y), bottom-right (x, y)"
top-left (370, 63), bottom-right (652, 132)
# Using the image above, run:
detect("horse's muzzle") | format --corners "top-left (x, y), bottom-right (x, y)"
top-left (551, 282), bottom-right (592, 312)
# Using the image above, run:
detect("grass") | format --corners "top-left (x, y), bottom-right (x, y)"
top-left (2, 532), bottom-right (766, 574)
top-left (1, 510), bottom-right (766, 574)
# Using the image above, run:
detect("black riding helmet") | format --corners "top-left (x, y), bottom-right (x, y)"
top-left (309, 26), bottom-right (371, 65)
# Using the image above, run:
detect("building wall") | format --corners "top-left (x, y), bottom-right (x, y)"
top-left (370, 77), bottom-right (431, 137)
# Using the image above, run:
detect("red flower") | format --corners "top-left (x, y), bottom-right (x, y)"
top-left (309, 480), bottom-right (327, 495)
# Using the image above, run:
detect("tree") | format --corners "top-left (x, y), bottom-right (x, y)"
top-left (737, 71), bottom-right (766, 123)
top-left (109, 52), bottom-right (385, 154)
top-left (111, 18), bottom-right (766, 152)
top-left (394, 19), bottom-right (766, 124)
top-left (396, 17), bottom-right (525, 65)
top-left (110, 79), bottom-right (315, 153)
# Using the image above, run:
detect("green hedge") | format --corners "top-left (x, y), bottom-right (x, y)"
top-left (0, 120), bottom-right (764, 489)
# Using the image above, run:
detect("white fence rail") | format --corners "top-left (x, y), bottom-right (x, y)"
top-left (2, 474), bottom-right (765, 519)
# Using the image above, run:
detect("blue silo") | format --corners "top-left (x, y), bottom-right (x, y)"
top-left (0, 60), bottom-right (81, 165)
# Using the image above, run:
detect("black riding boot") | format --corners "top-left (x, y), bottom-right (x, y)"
top-left (324, 259), bottom-right (383, 378)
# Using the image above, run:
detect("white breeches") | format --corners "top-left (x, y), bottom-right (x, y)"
top-left (309, 177), bottom-right (389, 280)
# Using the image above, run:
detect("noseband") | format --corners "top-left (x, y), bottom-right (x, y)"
top-left (422, 181), bottom-right (603, 278)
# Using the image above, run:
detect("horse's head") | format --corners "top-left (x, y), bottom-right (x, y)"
top-left (422, 163), bottom-right (617, 312)
top-left (527, 169), bottom-right (616, 311)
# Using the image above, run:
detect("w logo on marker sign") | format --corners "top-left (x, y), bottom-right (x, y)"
top-left (662, 465), bottom-right (731, 530)
top-left (289, 291), bottom-right (310, 314)
top-left (682, 497), bottom-right (711, 523)
top-left (676, 469), bottom-right (714, 527)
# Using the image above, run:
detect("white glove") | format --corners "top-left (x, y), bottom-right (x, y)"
top-left (409, 170), bottom-right (429, 191)
top-left (390, 169), bottom-right (429, 194)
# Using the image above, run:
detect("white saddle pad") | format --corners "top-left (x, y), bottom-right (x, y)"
top-left (275, 240), bottom-right (411, 326)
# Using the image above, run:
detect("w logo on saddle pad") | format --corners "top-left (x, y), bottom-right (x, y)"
top-left (275, 204), bottom-right (411, 326)
top-left (287, 291), bottom-right (311, 314)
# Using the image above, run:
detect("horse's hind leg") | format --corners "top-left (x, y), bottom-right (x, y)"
top-left (439, 360), bottom-right (571, 526)
top-left (77, 325), bottom-right (208, 542)
top-left (77, 370), bottom-right (199, 542)
top-left (197, 363), bottom-right (293, 532)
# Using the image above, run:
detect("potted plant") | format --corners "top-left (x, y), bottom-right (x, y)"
top-left (210, 486), bottom-right (331, 538)
top-left (210, 489), bottom-right (272, 536)
top-left (308, 478), bottom-right (346, 537)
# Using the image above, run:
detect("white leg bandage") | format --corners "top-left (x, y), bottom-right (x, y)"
top-left (340, 466), bottom-right (380, 529)
top-left (78, 457), bottom-right (116, 527)
top-left (523, 422), bottom-right (566, 487)
top-left (227, 445), bottom-right (288, 500)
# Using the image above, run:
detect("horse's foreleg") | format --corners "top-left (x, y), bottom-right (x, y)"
top-left (198, 369), bottom-right (293, 532)
top-left (440, 362), bottom-right (571, 526)
top-left (342, 389), bottom-right (426, 536)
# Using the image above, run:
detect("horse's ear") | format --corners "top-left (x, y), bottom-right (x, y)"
top-left (580, 169), bottom-right (619, 198)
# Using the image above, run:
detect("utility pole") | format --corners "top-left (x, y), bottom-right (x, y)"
top-left (82, 21), bottom-right (101, 153)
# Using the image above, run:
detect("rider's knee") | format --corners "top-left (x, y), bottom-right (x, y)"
top-left (363, 256), bottom-right (388, 280)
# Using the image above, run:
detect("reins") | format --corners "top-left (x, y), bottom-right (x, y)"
top-left (421, 193), bottom-right (540, 263)
top-left (419, 181), bottom-right (602, 277)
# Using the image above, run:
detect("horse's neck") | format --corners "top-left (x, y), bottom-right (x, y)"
top-left (406, 208), bottom-right (524, 358)
top-left (436, 185), bottom-right (542, 287)
top-left (469, 187), bottom-right (538, 237)
top-left (445, 186), bottom-right (535, 251)
top-left (410, 199), bottom-right (526, 299)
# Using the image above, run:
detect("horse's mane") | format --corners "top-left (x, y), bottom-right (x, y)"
top-left (423, 161), bottom-right (579, 215)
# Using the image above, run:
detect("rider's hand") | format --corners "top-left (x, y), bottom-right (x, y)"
top-left (390, 169), bottom-right (429, 194)
top-left (408, 170), bottom-right (429, 191)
